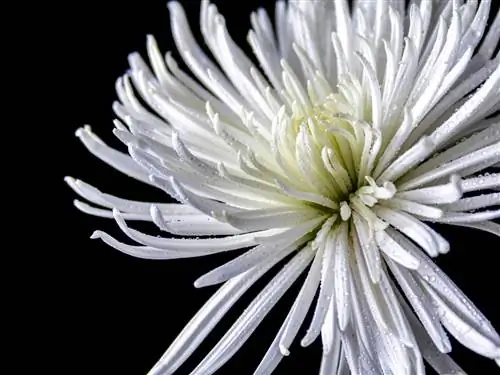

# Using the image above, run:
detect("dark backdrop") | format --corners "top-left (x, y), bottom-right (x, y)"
top-left (48, 1), bottom-right (500, 374)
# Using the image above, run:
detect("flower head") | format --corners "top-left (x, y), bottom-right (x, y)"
top-left (67, 0), bottom-right (500, 374)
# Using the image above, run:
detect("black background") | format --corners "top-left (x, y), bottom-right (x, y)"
top-left (43, 0), bottom-right (500, 374)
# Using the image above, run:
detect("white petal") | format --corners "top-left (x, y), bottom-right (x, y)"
top-left (407, 123), bottom-right (500, 180)
top-left (113, 209), bottom-right (261, 252)
top-left (380, 197), bottom-right (444, 219)
top-left (353, 213), bottom-right (383, 282)
top-left (319, 306), bottom-right (342, 375)
top-left (375, 229), bottom-right (420, 270)
top-left (89, 230), bottom-right (217, 260)
top-left (433, 209), bottom-right (500, 223)
top-left (461, 172), bottom-right (500, 192)
top-left (224, 205), bottom-right (321, 231)
top-left (386, 258), bottom-right (451, 353)
top-left (147, 248), bottom-right (285, 375)
top-left (72, 200), bottom-right (151, 221)
top-left (395, 175), bottom-right (463, 204)
top-left (278, 245), bottom-right (324, 355)
top-left (409, 246), bottom-right (500, 348)
top-left (401, 296), bottom-right (467, 375)
top-left (301, 231), bottom-right (337, 346)
top-left (75, 126), bottom-right (151, 184)
top-left (150, 205), bottom-right (242, 236)
top-left (444, 193), bottom-right (500, 212)
top-left (424, 283), bottom-right (500, 359)
top-left (428, 64), bottom-right (500, 151)
top-left (193, 238), bottom-right (301, 288)
top-left (400, 141), bottom-right (500, 191)
top-left (334, 222), bottom-right (351, 330)
top-left (373, 206), bottom-right (440, 257)
top-left (190, 246), bottom-right (315, 375)
top-left (352, 235), bottom-right (391, 334)
top-left (478, 8), bottom-right (500, 60)
top-left (340, 322), bottom-right (361, 375)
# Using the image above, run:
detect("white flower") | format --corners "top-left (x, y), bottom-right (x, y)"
top-left (66, 0), bottom-right (500, 374)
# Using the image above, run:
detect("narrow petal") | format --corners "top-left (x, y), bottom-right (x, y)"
top-left (190, 246), bottom-right (315, 375)
top-left (148, 247), bottom-right (286, 375)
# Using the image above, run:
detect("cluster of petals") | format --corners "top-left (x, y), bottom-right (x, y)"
top-left (67, 0), bottom-right (500, 374)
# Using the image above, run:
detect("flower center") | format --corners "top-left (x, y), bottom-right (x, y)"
top-left (339, 177), bottom-right (397, 221)
top-left (268, 69), bottom-right (400, 227)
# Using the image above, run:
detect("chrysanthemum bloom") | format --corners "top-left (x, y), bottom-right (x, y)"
top-left (66, 0), bottom-right (500, 373)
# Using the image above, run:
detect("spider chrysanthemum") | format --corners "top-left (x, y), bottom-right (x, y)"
top-left (66, 0), bottom-right (500, 374)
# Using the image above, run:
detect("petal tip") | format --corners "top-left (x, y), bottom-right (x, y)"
top-left (90, 231), bottom-right (102, 240)
top-left (279, 344), bottom-right (290, 356)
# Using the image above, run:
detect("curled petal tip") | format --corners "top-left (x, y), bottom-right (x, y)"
top-left (279, 344), bottom-right (290, 356)
top-left (90, 231), bottom-right (102, 240)
top-left (300, 336), bottom-right (313, 348)
top-left (127, 51), bottom-right (140, 61)
top-left (74, 127), bottom-right (84, 138)
top-left (193, 279), bottom-right (204, 288)
top-left (167, 1), bottom-right (179, 12)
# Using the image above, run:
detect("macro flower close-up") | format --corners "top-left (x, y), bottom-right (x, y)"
top-left (65, 0), bottom-right (500, 374)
